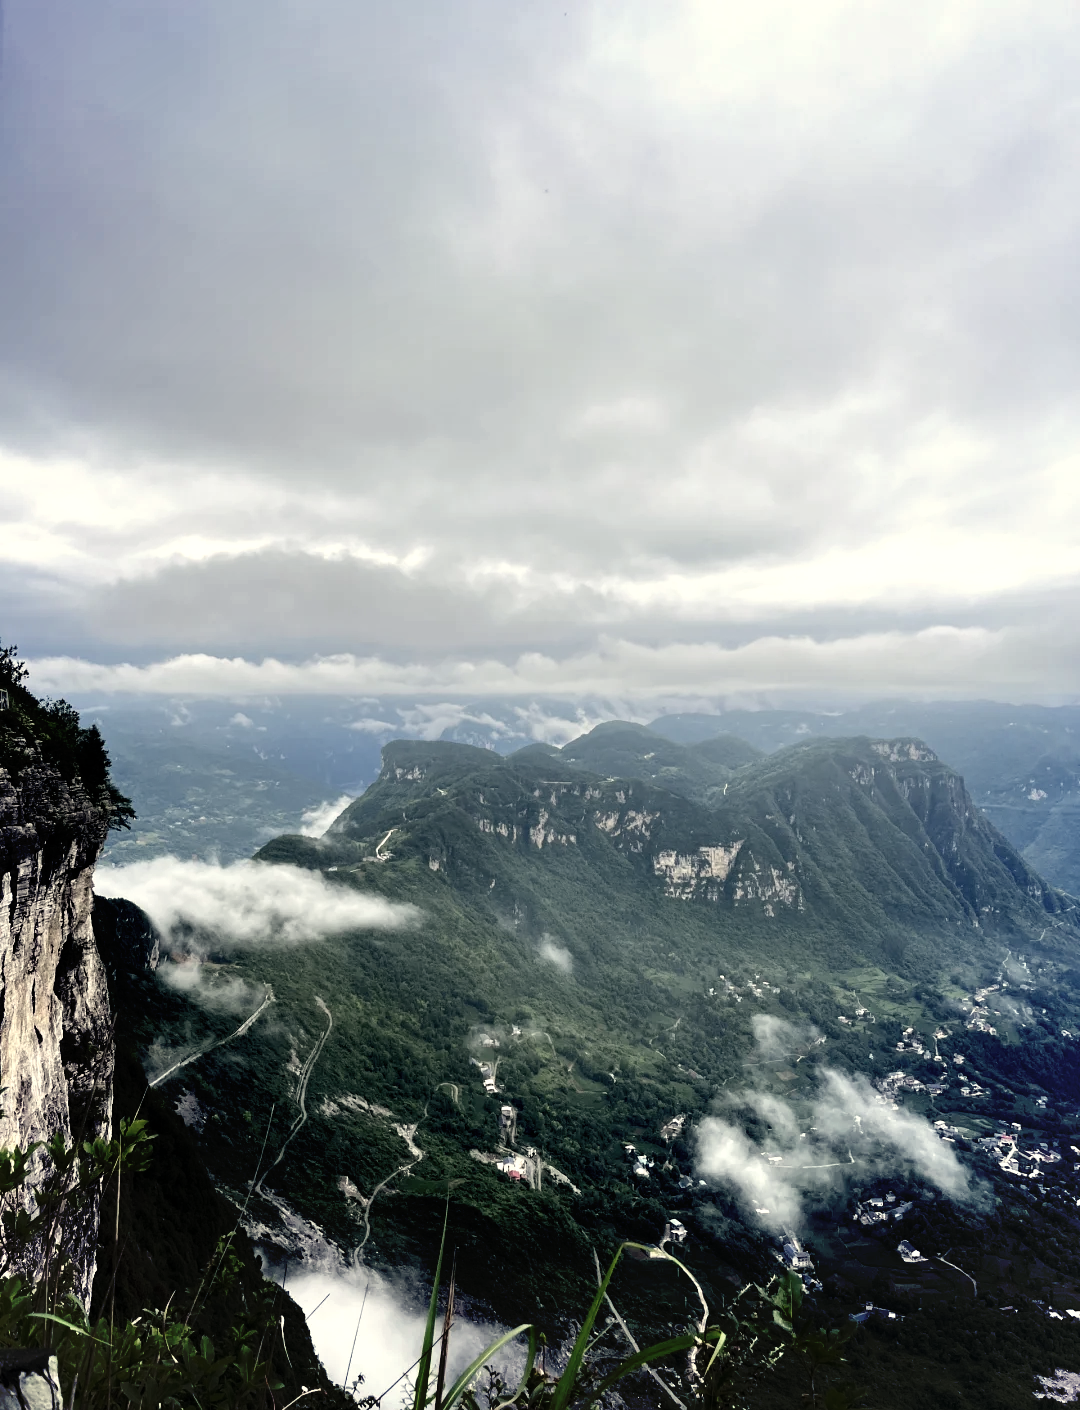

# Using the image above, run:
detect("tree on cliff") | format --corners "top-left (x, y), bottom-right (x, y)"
top-left (0, 639), bottom-right (134, 832)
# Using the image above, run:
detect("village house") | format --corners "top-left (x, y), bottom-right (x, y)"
top-left (781, 1233), bottom-right (815, 1272)
top-left (897, 1240), bottom-right (927, 1264)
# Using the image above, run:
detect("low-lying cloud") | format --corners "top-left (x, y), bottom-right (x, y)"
top-left (287, 1262), bottom-right (519, 1405)
top-left (695, 1017), bottom-right (978, 1229)
top-left (251, 1190), bottom-right (523, 1405)
top-left (95, 857), bottom-right (418, 952)
top-left (538, 936), bottom-right (573, 975)
top-left (158, 960), bottom-right (266, 1014)
top-left (266, 1238), bottom-right (522, 1406)
top-left (299, 795), bottom-right (354, 837)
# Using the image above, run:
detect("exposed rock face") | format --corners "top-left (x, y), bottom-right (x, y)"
top-left (653, 842), bottom-right (745, 899)
top-left (0, 761), bottom-right (113, 1304)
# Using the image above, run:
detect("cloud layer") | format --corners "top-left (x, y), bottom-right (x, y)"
top-left (4, 2), bottom-right (1080, 697)
top-left (29, 621), bottom-right (1080, 704)
top-left (95, 858), bottom-right (418, 951)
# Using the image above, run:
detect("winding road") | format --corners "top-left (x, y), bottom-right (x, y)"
top-left (351, 1114), bottom-right (427, 1265)
top-left (374, 828), bottom-right (398, 860)
top-left (149, 985), bottom-right (275, 1089)
top-left (255, 996), bottom-right (333, 1193)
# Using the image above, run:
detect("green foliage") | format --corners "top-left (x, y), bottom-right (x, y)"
top-left (0, 1267), bottom-right (283, 1409)
top-left (764, 1273), bottom-right (862, 1409)
top-left (0, 640), bottom-right (134, 831)
top-left (0, 640), bottom-right (29, 689)
top-left (407, 1230), bottom-right (732, 1410)
top-left (0, 1117), bottom-right (154, 1296)
top-left (557, 721), bottom-right (761, 807)
top-left (0, 1121), bottom-right (293, 1409)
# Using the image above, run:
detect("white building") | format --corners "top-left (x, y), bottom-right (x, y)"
top-left (897, 1240), bottom-right (927, 1264)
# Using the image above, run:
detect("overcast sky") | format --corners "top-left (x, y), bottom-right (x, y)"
top-left (4, 1), bottom-right (1080, 702)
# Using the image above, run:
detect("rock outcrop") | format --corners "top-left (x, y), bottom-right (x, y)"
top-left (0, 753), bottom-right (115, 1304)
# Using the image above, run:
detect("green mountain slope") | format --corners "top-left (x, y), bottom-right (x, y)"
top-left (650, 702), bottom-right (1080, 895)
top-left (117, 725), bottom-right (1080, 1408)
top-left (297, 730), bottom-right (1067, 975)
top-left (556, 719), bottom-right (763, 805)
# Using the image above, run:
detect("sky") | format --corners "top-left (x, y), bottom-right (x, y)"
top-left (4, 1), bottom-right (1080, 702)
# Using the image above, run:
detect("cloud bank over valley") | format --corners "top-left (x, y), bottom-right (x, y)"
top-left (94, 857), bottom-right (418, 952)
top-left (694, 1018), bottom-right (978, 1229)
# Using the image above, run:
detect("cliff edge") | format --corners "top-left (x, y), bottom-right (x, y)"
top-left (0, 647), bottom-right (133, 1302)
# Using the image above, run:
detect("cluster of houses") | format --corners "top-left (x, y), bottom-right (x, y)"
top-left (478, 1140), bottom-right (580, 1194)
top-left (494, 1152), bottom-right (529, 1182)
top-left (837, 1001), bottom-right (874, 1026)
top-left (878, 1069), bottom-right (930, 1104)
top-left (973, 983), bottom-right (1002, 1005)
top-left (956, 981), bottom-right (1012, 1036)
top-left (965, 1007), bottom-right (998, 1036)
top-left (880, 1042), bottom-right (978, 1103)
top-left (853, 1192), bottom-right (914, 1226)
top-left (624, 1143), bottom-right (656, 1179)
top-left (710, 970), bottom-right (766, 1003)
top-left (958, 1079), bottom-right (989, 1098)
top-left (977, 1128), bottom-right (1070, 1182)
top-left (894, 1027), bottom-right (928, 1056)
top-left (933, 1119), bottom-right (968, 1144)
top-left (660, 1114), bottom-right (687, 1143)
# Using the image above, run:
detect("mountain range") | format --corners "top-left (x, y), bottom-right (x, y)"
top-left (102, 718), bottom-right (1080, 1409)
top-left (88, 695), bottom-right (1080, 899)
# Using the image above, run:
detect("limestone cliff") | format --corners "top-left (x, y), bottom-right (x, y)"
top-left (0, 679), bottom-right (130, 1305)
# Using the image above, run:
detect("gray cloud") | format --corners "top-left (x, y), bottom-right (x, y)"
top-left (82, 551), bottom-right (611, 656)
top-left (4, 3), bottom-right (1080, 695)
top-left (29, 618), bottom-right (1080, 703)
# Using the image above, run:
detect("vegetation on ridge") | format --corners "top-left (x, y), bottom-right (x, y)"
top-left (98, 721), bottom-right (1080, 1406)
top-left (0, 641), bottom-right (134, 833)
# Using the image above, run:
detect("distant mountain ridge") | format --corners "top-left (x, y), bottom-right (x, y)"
top-left (85, 693), bottom-right (1080, 893)
top-left (273, 722), bottom-right (1076, 978)
top-left (649, 702), bottom-right (1080, 895)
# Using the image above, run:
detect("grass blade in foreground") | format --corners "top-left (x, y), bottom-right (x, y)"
top-left (413, 1199), bottom-right (450, 1410)
top-left (441, 1324), bottom-right (534, 1409)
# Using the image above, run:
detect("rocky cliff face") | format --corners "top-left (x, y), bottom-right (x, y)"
top-left (0, 756), bottom-right (114, 1304)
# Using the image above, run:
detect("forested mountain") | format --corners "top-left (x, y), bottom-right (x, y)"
top-left (106, 722), bottom-right (1080, 1408)
top-left (651, 703), bottom-right (1080, 896)
top-left (88, 694), bottom-right (1080, 896)
top-left (308, 728), bottom-right (1069, 975)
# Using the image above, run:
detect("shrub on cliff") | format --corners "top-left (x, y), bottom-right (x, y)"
top-left (0, 640), bottom-right (134, 833)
